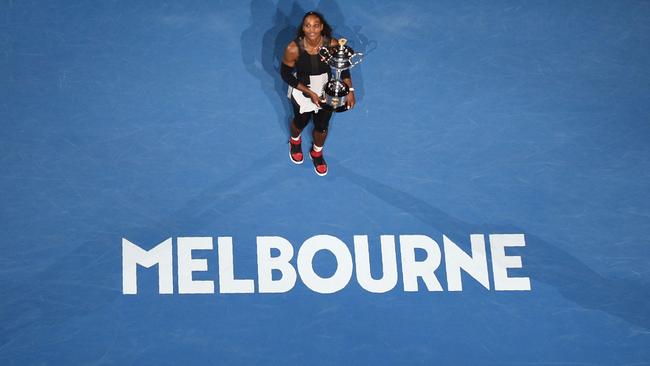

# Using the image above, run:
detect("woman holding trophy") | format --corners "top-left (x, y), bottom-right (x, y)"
top-left (280, 11), bottom-right (358, 176)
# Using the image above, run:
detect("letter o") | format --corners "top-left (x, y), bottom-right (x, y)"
top-left (297, 235), bottom-right (353, 294)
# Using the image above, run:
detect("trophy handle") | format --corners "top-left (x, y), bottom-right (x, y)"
top-left (349, 52), bottom-right (365, 68)
top-left (318, 47), bottom-right (331, 61)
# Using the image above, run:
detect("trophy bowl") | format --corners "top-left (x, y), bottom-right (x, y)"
top-left (320, 79), bottom-right (350, 113)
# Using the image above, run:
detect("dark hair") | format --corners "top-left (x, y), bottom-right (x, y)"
top-left (296, 11), bottom-right (332, 38)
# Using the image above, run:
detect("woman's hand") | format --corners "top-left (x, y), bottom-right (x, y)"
top-left (310, 91), bottom-right (322, 107)
top-left (346, 90), bottom-right (355, 110)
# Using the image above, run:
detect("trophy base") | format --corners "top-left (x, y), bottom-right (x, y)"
top-left (321, 104), bottom-right (349, 113)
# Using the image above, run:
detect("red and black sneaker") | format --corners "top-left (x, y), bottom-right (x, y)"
top-left (309, 147), bottom-right (328, 176)
top-left (289, 137), bottom-right (303, 164)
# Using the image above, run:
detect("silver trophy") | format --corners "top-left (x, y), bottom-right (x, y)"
top-left (319, 38), bottom-right (365, 112)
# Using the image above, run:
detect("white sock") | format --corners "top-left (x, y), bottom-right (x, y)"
top-left (291, 135), bottom-right (301, 141)
top-left (313, 145), bottom-right (323, 152)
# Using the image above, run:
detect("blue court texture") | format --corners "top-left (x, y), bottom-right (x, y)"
top-left (2, 0), bottom-right (650, 365)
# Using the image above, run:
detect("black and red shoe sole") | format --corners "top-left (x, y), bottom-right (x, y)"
top-left (309, 151), bottom-right (328, 176)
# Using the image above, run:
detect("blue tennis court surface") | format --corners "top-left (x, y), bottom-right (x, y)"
top-left (2, 0), bottom-right (650, 364)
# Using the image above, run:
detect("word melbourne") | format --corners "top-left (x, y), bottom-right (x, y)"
top-left (122, 234), bottom-right (531, 294)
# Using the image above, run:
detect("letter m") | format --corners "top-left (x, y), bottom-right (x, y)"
top-left (122, 238), bottom-right (174, 294)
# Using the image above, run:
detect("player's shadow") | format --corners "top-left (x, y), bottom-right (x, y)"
top-left (331, 160), bottom-right (650, 331)
top-left (240, 0), bottom-right (374, 137)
